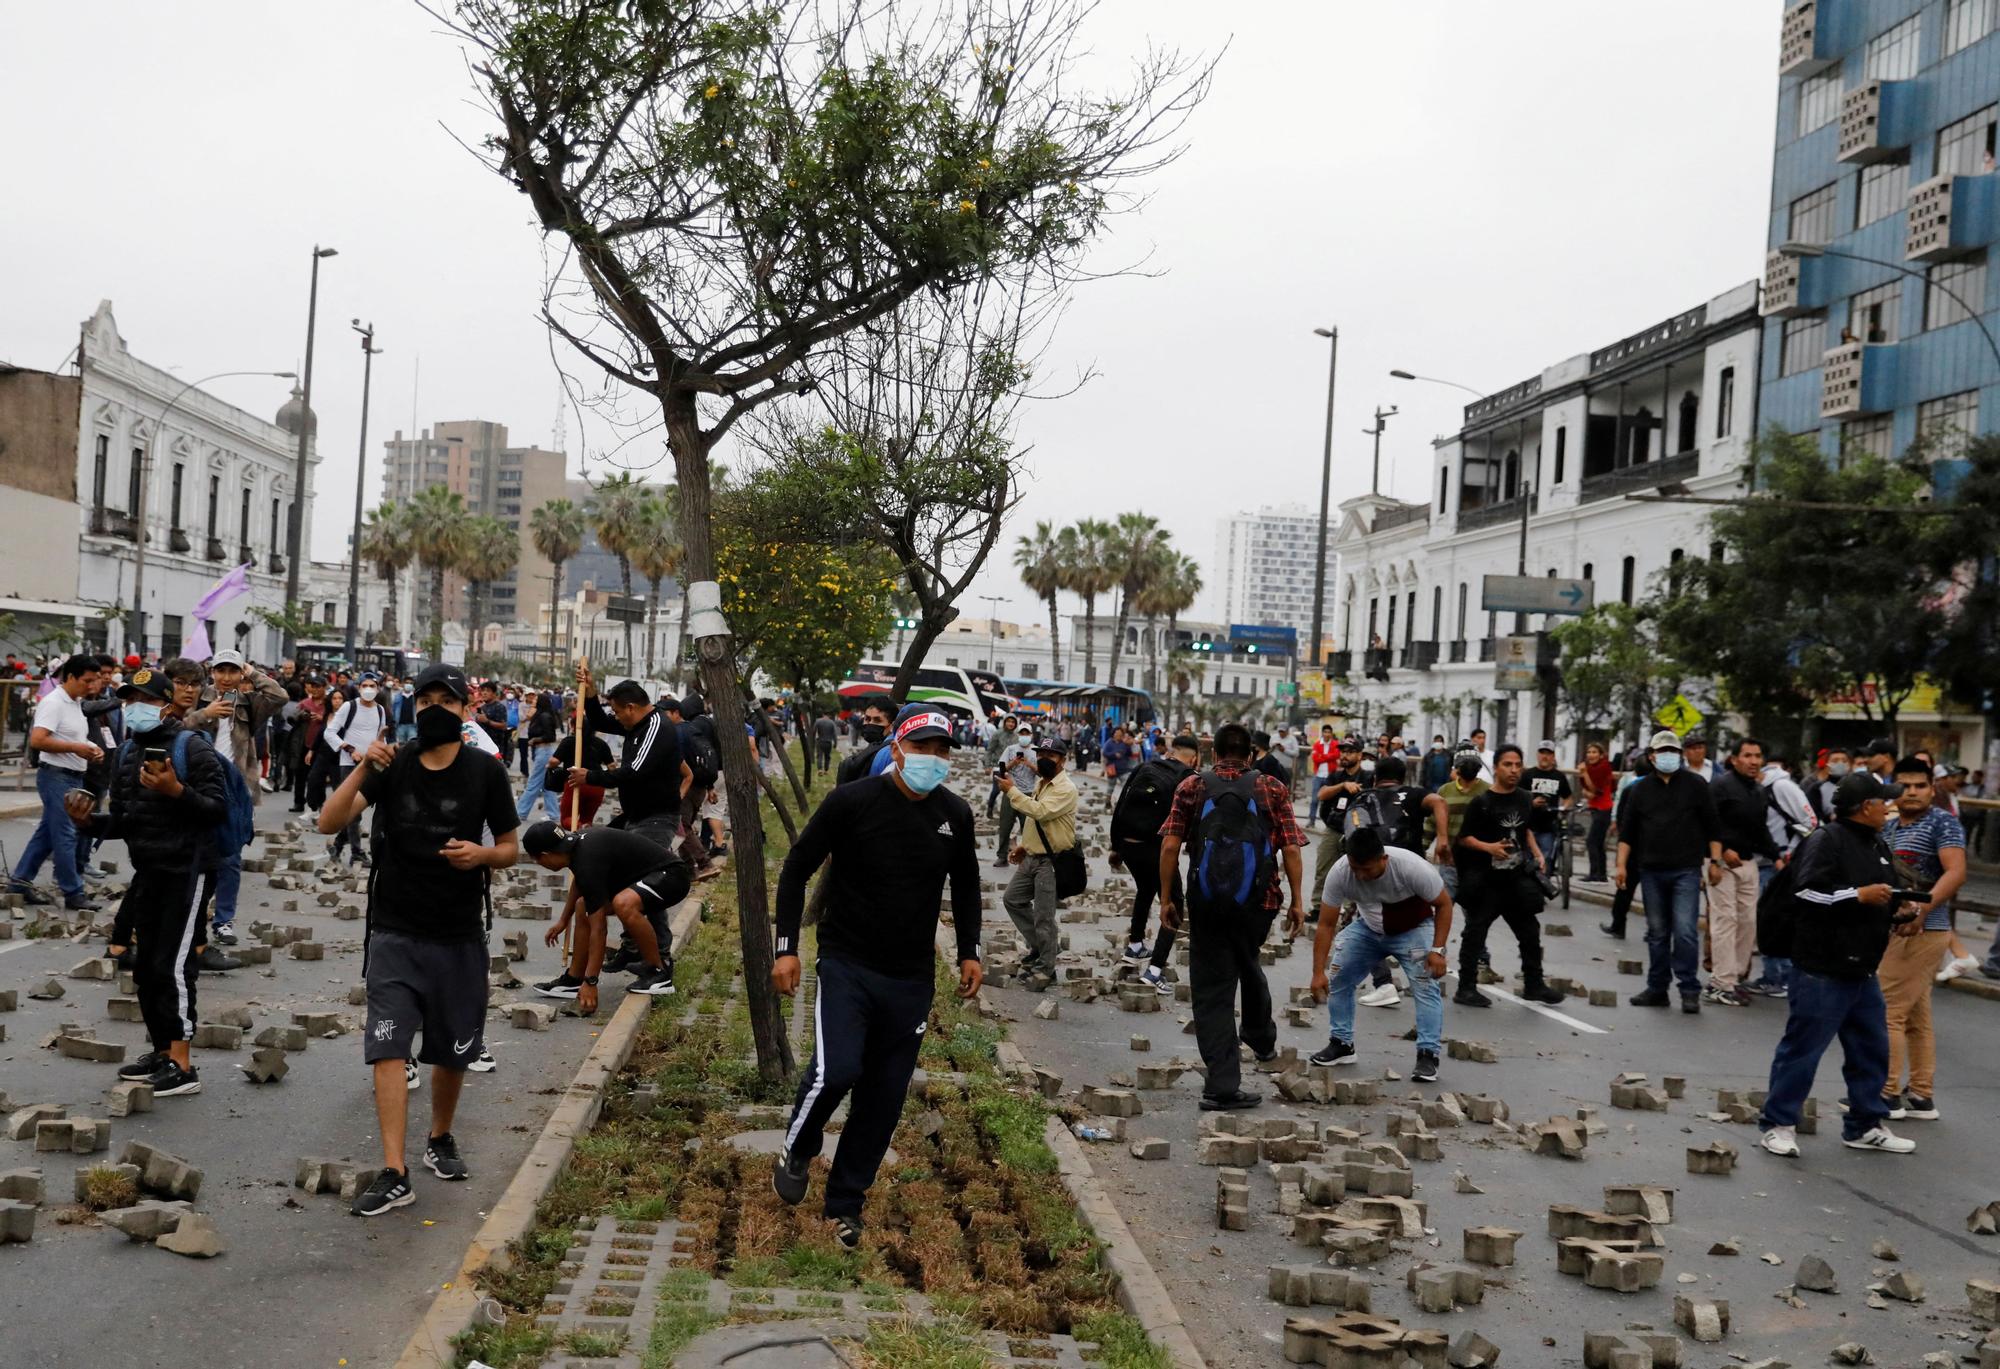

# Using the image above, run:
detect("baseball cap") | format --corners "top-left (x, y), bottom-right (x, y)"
top-left (210, 648), bottom-right (246, 669)
top-left (521, 821), bottom-right (574, 858)
top-left (1834, 771), bottom-right (1900, 814)
top-left (1864, 737), bottom-right (1896, 757)
top-left (1034, 737), bottom-right (1069, 757)
top-left (411, 662), bottom-right (471, 702)
top-left (1537, 739), bottom-right (1556, 753)
top-left (891, 702), bottom-right (955, 747)
top-left (116, 667), bottom-right (172, 702)
top-left (1647, 729), bottom-right (1682, 751)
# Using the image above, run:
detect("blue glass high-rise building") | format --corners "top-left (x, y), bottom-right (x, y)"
top-left (1761, 0), bottom-right (2000, 487)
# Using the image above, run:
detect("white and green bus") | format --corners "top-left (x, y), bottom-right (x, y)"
top-left (838, 661), bottom-right (1008, 719)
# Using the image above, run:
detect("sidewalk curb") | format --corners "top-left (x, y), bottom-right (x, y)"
top-left (394, 896), bottom-right (705, 1369)
top-left (1561, 881), bottom-right (2000, 1002)
top-left (0, 797), bottom-right (41, 821)
top-left (994, 1038), bottom-right (1208, 1369)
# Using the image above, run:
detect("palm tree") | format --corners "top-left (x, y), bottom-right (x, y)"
top-left (457, 516), bottom-right (521, 643)
top-left (1013, 521), bottom-right (1064, 684)
top-left (630, 491), bottom-right (684, 677)
top-left (404, 485), bottom-right (470, 656)
top-left (1061, 518), bottom-right (1117, 683)
top-left (357, 500), bottom-right (416, 643)
top-left (530, 497), bottom-right (588, 661)
top-left (588, 471), bottom-right (651, 671)
top-left (1106, 512), bottom-right (1170, 689)
top-left (1137, 548), bottom-right (1202, 696)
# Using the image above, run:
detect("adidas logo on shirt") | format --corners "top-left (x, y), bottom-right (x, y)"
top-left (936, 822), bottom-right (952, 836)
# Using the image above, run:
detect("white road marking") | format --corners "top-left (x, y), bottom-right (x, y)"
top-left (0, 938), bottom-right (40, 956)
top-left (1483, 983), bottom-right (1609, 1034)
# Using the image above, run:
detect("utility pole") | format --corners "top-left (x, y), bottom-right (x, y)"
top-left (282, 245), bottom-right (337, 658)
top-left (344, 321), bottom-right (380, 659)
top-left (1365, 406), bottom-right (1399, 495)
top-left (1308, 327), bottom-right (1339, 670)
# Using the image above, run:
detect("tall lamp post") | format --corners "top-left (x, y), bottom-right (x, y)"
top-left (282, 245), bottom-right (338, 659)
top-left (1363, 406), bottom-right (1399, 494)
top-left (344, 320), bottom-right (381, 659)
top-left (1778, 242), bottom-right (2000, 372)
top-left (130, 370), bottom-right (296, 656)
top-left (1307, 327), bottom-right (1339, 671)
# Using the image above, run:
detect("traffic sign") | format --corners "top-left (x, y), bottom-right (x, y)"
top-left (1481, 574), bottom-right (1594, 617)
top-left (1494, 635), bottom-right (1538, 692)
top-left (1653, 694), bottom-right (1705, 735)
top-left (1229, 623), bottom-right (1298, 656)
top-left (604, 594), bottom-right (647, 624)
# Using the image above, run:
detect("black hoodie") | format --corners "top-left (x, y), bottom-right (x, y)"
top-left (92, 717), bottom-right (227, 874)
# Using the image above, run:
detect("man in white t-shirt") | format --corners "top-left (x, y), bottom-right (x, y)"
top-left (322, 673), bottom-right (394, 866)
top-left (1306, 827), bottom-right (1453, 1081)
top-left (9, 654), bottom-right (106, 910)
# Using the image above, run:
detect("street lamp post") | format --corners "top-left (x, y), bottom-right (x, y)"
top-left (344, 321), bottom-right (381, 659)
top-left (129, 370), bottom-right (296, 656)
top-left (1778, 242), bottom-right (2000, 372)
top-left (282, 245), bottom-right (337, 659)
top-left (980, 593), bottom-right (1005, 675)
top-left (1308, 327), bottom-right (1339, 670)
top-left (1363, 406), bottom-right (1399, 495)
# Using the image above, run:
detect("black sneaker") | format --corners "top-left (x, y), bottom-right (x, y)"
top-left (1308, 1037), bottom-right (1355, 1068)
top-left (147, 1061), bottom-right (201, 1097)
top-left (535, 972), bottom-right (584, 999)
top-left (1681, 996), bottom-right (1701, 1014)
top-left (833, 1214), bottom-right (863, 1251)
top-left (1199, 1089), bottom-right (1262, 1112)
top-left (118, 1050), bottom-right (164, 1080)
top-left (1630, 989), bottom-right (1670, 1008)
top-left (1452, 987), bottom-right (1491, 1008)
top-left (11, 883), bottom-right (51, 906)
top-left (1901, 1094), bottom-right (1939, 1121)
top-left (351, 1167), bottom-right (414, 1217)
top-left (113, 947), bottom-right (138, 972)
top-left (1412, 1050), bottom-right (1440, 1084)
top-left (64, 893), bottom-right (101, 913)
top-left (1521, 983), bottom-right (1565, 1005)
top-left (631, 962), bottom-right (676, 996)
top-left (603, 944), bottom-right (638, 975)
top-left (772, 1148), bottom-right (809, 1206)
top-left (1598, 922), bottom-right (1625, 939)
top-left (197, 946), bottom-right (241, 972)
top-left (423, 1132), bottom-right (469, 1181)
top-left (212, 923), bottom-right (239, 946)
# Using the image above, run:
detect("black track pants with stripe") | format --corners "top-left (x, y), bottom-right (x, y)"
top-left (130, 866), bottom-right (213, 1051)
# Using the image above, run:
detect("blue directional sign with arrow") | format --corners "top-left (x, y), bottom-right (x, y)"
top-left (1481, 574), bottom-right (1595, 617)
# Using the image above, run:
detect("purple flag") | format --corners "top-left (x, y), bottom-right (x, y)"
top-left (183, 562), bottom-right (254, 661)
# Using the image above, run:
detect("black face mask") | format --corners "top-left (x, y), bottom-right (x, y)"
top-left (861, 723), bottom-right (886, 744)
top-left (1036, 757), bottom-right (1060, 780)
top-left (416, 703), bottom-right (461, 750)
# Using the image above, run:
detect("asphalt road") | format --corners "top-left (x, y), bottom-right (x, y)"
top-left (982, 768), bottom-right (2000, 1369)
top-left (0, 795), bottom-right (629, 1369)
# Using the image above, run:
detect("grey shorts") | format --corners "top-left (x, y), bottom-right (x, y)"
top-left (364, 931), bottom-right (489, 1069)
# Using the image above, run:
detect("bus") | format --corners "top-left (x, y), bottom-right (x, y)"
top-left (838, 660), bottom-right (993, 718)
top-left (293, 641), bottom-right (430, 680)
top-left (965, 668), bottom-right (1016, 718)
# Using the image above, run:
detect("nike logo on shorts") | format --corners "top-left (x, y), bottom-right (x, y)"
top-left (454, 1036), bottom-right (476, 1055)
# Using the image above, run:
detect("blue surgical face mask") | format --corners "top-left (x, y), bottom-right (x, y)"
top-left (1653, 751), bottom-right (1683, 775)
top-left (1827, 761), bottom-right (1850, 778)
top-left (899, 753), bottom-right (950, 794)
top-left (125, 702), bottom-right (164, 733)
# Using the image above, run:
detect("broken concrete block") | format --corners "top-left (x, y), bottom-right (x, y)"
top-left (234, 945), bottom-right (272, 965)
top-left (1878, 1270), bottom-right (1924, 1302)
top-left (100, 1199), bottom-right (190, 1241)
top-left (214, 1006), bottom-right (254, 1029)
top-left (1686, 1141), bottom-right (1737, 1175)
top-left (65, 1118), bottom-right (107, 1154)
top-left (287, 941), bottom-right (324, 961)
top-left (1662, 1075), bottom-right (1686, 1099)
top-left (0, 988), bottom-right (16, 1011)
top-left (25, 978), bottom-right (64, 1001)
top-left (1081, 1086), bottom-right (1141, 1118)
top-left (1459, 1094), bottom-right (1509, 1124)
top-left (1447, 1329), bottom-right (1501, 1367)
top-left (106, 996), bottom-right (143, 1023)
top-left (190, 1023), bottom-right (241, 1050)
top-left (0, 1169), bottom-right (43, 1203)
top-left (7, 1104), bottom-right (66, 1141)
top-left (67, 956), bottom-right (114, 981)
top-left (1129, 1138), bottom-right (1169, 1161)
top-left (253, 1025), bottom-right (309, 1052)
top-left (507, 1001), bottom-right (556, 1031)
top-left (156, 1210), bottom-right (226, 1258)
top-left (0, 1198), bottom-right (36, 1243)
top-left (1031, 1067), bottom-right (1062, 1098)
top-left (294, 1157), bottom-right (359, 1195)
top-left (1032, 997), bottom-right (1059, 1021)
top-left (290, 1011), bottom-right (344, 1035)
top-left (1530, 1118), bottom-right (1588, 1159)
top-left (1603, 1184), bottom-right (1675, 1225)
top-left (1794, 1253), bottom-right (1838, 1293)
top-left (1405, 1263), bottom-right (1485, 1313)
top-left (239, 1048), bottom-right (288, 1084)
top-left (1671, 1294), bottom-right (1729, 1341)
top-left (1462, 1225), bottom-right (1521, 1267)
top-left (1830, 1345), bottom-right (1872, 1367)
top-left (121, 1142), bottom-right (202, 1201)
top-left (1968, 1277), bottom-right (2000, 1321)
top-left (56, 1033), bottom-right (126, 1063)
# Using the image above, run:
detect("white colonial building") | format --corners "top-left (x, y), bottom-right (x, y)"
top-left (73, 303), bottom-right (316, 663)
top-left (1329, 282), bottom-right (1763, 755)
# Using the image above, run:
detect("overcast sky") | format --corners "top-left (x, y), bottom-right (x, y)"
top-left (2, 1), bottom-right (1778, 628)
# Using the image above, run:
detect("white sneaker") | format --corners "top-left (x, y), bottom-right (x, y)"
top-left (1357, 982), bottom-right (1402, 1009)
top-left (1759, 1126), bottom-right (1799, 1157)
top-left (404, 1061), bottom-right (421, 1091)
top-left (1936, 954), bottom-right (1979, 983)
top-left (467, 1049), bottom-right (497, 1073)
top-left (1842, 1126), bottom-right (1916, 1154)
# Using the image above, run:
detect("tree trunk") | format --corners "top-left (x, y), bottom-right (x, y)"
top-left (385, 564), bottom-right (400, 642)
top-left (1108, 589), bottom-right (1129, 687)
top-left (430, 562), bottom-right (447, 653)
top-left (660, 392), bottom-right (790, 1085)
top-left (891, 613), bottom-right (954, 705)
top-left (644, 575), bottom-right (661, 677)
top-left (1144, 613), bottom-right (1160, 695)
top-left (1044, 591), bottom-right (1062, 683)
top-left (1081, 593), bottom-right (1098, 682)
top-left (618, 557), bottom-right (635, 672)
top-left (754, 762), bottom-right (799, 844)
top-left (547, 559), bottom-right (565, 662)
top-left (748, 689), bottom-right (810, 813)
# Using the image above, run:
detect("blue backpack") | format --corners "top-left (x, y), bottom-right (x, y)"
top-left (120, 729), bottom-right (256, 857)
top-left (1187, 770), bottom-right (1276, 914)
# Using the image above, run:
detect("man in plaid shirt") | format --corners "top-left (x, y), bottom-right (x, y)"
top-left (1159, 722), bottom-right (1307, 1111)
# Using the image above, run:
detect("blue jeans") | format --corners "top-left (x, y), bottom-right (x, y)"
top-left (13, 765), bottom-right (87, 898)
top-left (1753, 862), bottom-right (1791, 986)
top-left (1325, 920), bottom-right (1444, 1055)
top-left (211, 850), bottom-right (242, 928)
top-left (516, 742), bottom-right (558, 823)
top-left (1759, 968), bottom-right (1891, 1139)
top-left (1640, 866), bottom-right (1703, 997)
top-left (1534, 830), bottom-right (1559, 873)
top-left (396, 723), bottom-right (417, 745)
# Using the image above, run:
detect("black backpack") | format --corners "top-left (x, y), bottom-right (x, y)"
top-left (1346, 785), bottom-right (1425, 853)
top-left (681, 718), bottom-right (720, 790)
top-left (1187, 770), bottom-right (1276, 914)
top-left (1111, 759), bottom-right (1187, 848)
top-left (1756, 827), bottom-right (1822, 959)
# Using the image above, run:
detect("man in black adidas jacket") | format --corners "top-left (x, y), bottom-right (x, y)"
top-left (65, 666), bottom-right (225, 1099)
top-left (1757, 772), bottom-right (1917, 1158)
top-left (576, 668), bottom-right (692, 966)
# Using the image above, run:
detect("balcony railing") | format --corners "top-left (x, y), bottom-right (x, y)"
top-left (1578, 451), bottom-right (1700, 505)
top-left (239, 544), bottom-right (255, 566)
top-left (1477, 637), bottom-right (1497, 663)
top-left (1457, 493), bottom-right (1537, 532)
top-left (88, 507), bottom-right (139, 541)
top-left (1448, 640), bottom-right (1467, 664)
top-left (205, 536), bottom-right (227, 563)
top-left (1371, 503), bottom-right (1430, 534)
top-left (1400, 640), bottom-right (1439, 672)
top-left (267, 553), bottom-right (285, 575)
top-left (1363, 648), bottom-right (1392, 681)
top-left (169, 528), bottom-right (192, 554)
top-left (1329, 650), bottom-right (1353, 679)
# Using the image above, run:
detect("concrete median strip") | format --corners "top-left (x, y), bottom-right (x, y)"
top-left (392, 896), bottom-right (703, 1369)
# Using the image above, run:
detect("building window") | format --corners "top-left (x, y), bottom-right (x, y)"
top-left (943, 657), bottom-right (957, 667)
top-left (161, 615), bottom-right (183, 657)
top-left (1866, 14), bottom-right (1923, 81)
top-left (1937, 104), bottom-right (1999, 176)
top-left (1404, 592), bottom-right (1416, 647)
top-left (1668, 547), bottom-right (1686, 596)
top-left (1855, 159), bottom-right (1910, 229)
top-left (240, 488), bottom-right (253, 551)
top-left (1437, 466), bottom-right (1449, 513)
top-left (1919, 390), bottom-right (1981, 460)
top-left (1926, 255), bottom-right (1988, 329)
top-left (1430, 585), bottom-right (1443, 639)
top-left (1798, 70), bottom-right (1842, 135)
top-left (1620, 557), bottom-right (1636, 606)
top-left (1947, 0), bottom-right (1997, 56)
top-left (1847, 281), bottom-right (1902, 343)
top-left (1787, 183), bottom-right (1839, 245)
top-left (128, 449), bottom-right (142, 513)
top-left (1581, 561), bottom-right (1594, 587)
top-left (1019, 665), bottom-right (1038, 680)
top-left (1715, 368), bottom-right (1736, 438)
top-left (1455, 584), bottom-right (1467, 640)
top-left (270, 497), bottom-right (281, 552)
top-left (1553, 426), bottom-right (1567, 483)
top-left (206, 475), bottom-right (219, 537)
top-left (323, 602), bottom-right (337, 626)
top-left (1841, 414), bottom-right (1896, 463)
top-left (1367, 598), bottom-right (1379, 643)
top-left (91, 434), bottom-right (109, 509)
top-left (1781, 313), bottom-right (1828, 376)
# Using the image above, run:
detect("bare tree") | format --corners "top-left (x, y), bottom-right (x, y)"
top-left (445, 0), bottom-right (1211, 1083)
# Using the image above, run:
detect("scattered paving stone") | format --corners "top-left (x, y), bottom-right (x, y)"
top-left (1876, 1270), bottom-right (1924, 1302)
top-left (1462, 1225), bottom-right (1521, 1267)
top-left (105, 997), bottom-right (143, 1023)
top-left (1708, 1238), bottom-right (1741, 1256)
top-left (1267, 1263), bottom-right (1372, 1312)
top-left (1969, 1201), bottom-right (2000, 1235)
top-left (25, 978), bottom-right (64, 1001)
top-left (1672, 1294), bottom-right (1729, 1342)
top-left (67, 956), bottom-right (114, 981)
top-left (1129, 1138), bottom-right (1169, 1161)
top-left (190, 1023), bottom-right (242, 1050)
top-left (1603, 1184), bottom-right (1675, 1224)
top-left (1829, 1343), bottom-right (1873, 1366)
top-left (156, 1211), bottom-right (226, 1258)
top-left (239, 1048), bottom-right (288, 1084)
top-left (1967, 1276), bottom-right (2000, 1320)
top-left (107, 1082), bottom-right (153, 1117)
top-left (0, 1197), bottom-right (35, 1243)
top-left (100, 1200), bottom-right (190, 1241)
top-left (121, 1142), bottom-right (202, 1201)
top-left (1686, 1141), bottom-right (1737, 1175)
top-left (253, 1025), bottom-right (309, 1051)
top-left (1446, 1328), bottom-right (1500, 1368)
top-left (506, 1001), bottom-right (557, 1031)
top-left (55, 1033), bottom-right (125, 1063)
top-left (1794, 1253), bottom-right (1838, 1292)
top-left (7, 1104), bottom-right (66, 1141)
top-left (0, 1169), bottom-right (44, 1204)
top-left (1033, 998), bottom-right (1059, 1021)
top-left (1453, 1171), bottom-right (1484, 1195)
top-left (1405, 1262), bottom-right (1485, 1313)
top-left (1529, 1117), bottom-right (1588, 1159)
top-left (1869, 1238), bottom-right (1899, 1260)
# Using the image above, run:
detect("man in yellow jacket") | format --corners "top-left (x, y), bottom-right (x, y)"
top-left (1000, 738), bottom-right (1078, 991)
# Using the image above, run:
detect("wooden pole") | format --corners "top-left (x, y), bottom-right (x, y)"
top-left (562, 655), bottom-right (588, 961)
